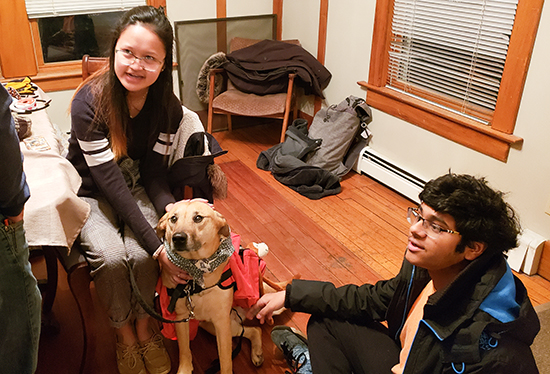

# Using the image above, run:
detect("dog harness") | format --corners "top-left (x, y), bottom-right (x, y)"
top-left (157, 233), bottom-right (266, 340)
top-left (164, 235), bottom-right (235, 288)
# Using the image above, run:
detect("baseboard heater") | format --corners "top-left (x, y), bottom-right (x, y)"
top-left (356, 146), bottom-right (426, 203)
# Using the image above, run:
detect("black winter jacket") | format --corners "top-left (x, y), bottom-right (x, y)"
top-left (257, 119), bottom-right (341, 200)
top-left (223, 39), bottom-right (332, 98)
top-left (285, 252), bottom-right (540, 373)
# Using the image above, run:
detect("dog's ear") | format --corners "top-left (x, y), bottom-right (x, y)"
top-left (156, 212), bottom-right (169, 238)
top-left (214, 211), bottom-right (230, 238)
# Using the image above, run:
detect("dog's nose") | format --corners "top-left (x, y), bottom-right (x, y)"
top-left (172, 232), bottom-right (188, 250)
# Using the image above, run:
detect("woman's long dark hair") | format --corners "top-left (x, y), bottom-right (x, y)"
top-left (79, 6), bottom-right (174, 159)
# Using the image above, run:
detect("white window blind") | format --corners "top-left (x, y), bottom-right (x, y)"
top-left (25, 0), bottom-right (146, 19)
top-left (388, 0), bottom-right (518, 117)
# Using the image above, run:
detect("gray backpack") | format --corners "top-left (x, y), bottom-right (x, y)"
top-left (305, 95), bottom-right (372, 178)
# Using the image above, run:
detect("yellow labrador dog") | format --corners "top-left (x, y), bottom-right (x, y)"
top-left (156, 199), bottom-right (264, 374)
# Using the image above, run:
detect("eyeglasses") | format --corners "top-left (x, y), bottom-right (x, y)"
top-left (115, 49), bottom-right (164, 72)
top-left (407, 207), bottom-right (460, 238)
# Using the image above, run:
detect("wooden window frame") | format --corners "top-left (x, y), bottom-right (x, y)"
top-left (0, 0), bottom-right (165, 92)
top-left (359, 0), bottom-right (544, 162)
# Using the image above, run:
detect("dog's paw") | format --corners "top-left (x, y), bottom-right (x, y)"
top-left (251, 352), bottom-right (264, 367)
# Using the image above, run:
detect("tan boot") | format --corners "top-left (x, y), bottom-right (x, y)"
top-left (140, 333), bottom-right (171, 374)
top-left (116, 341), bottom-right (146, 374)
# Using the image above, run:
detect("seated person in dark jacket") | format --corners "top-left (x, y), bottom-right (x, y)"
top-left (247, 173), bottom-right (540, 374)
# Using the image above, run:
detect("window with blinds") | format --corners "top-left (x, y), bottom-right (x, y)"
top-left (387, 0), bottom-right (518, 124)
top-left (25, 0), bottom-right (145, 18)
top-left (24, 0), bottom-right (146, 63)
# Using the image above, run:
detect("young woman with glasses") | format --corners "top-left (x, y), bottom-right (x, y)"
top-left (67, 6), bottom-right (190, 374)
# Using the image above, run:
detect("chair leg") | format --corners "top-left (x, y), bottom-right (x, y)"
top-left (281, 73), bottom-right (296, 143)
top-left (207, 108), bottom-right (214, 134)
top-left (32, 246), bottom-right (60, 335)
top-left (40, 246), bottom-right (59, 315)
top-left (280, 113), bottom-right (290, 143)
top-left (226, 114), bottom-right (232, 131)
top-left (207, 74), bottom-right (216, 134)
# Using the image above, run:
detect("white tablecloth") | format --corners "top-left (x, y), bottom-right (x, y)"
top-left (20, 99), bottom-right (90, 249)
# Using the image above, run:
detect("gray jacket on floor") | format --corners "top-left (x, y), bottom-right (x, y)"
top-left (257, 119), bottom-right (341, 200)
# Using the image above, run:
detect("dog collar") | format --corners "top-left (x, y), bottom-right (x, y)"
top-left (164, 236), bottom-right (235, 288)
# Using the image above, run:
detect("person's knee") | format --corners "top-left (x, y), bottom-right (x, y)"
top-left (306, 314), bottom-right (325, 337)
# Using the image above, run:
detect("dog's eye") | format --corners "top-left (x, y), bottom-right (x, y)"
top-left (170, 215), bottom-right (178, 224)
top-left (193, 214), bottom-right (204, 223)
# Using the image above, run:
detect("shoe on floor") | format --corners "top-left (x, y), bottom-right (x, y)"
top-left (140, 333), bottom-right (171, 374)
top-left (116, 341), bottom-right (146, 374)
top-left (271, 326), bottom-right (312, 374)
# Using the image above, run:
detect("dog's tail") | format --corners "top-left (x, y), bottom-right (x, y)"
top-left (124, 259), bottom-right (190, 324)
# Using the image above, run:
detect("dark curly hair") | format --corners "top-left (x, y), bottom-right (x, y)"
top-left (419, 173), bottom-right (521, 256)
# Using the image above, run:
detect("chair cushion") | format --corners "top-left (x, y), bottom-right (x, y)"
top-left (212, 87), bottom-right (287, 117)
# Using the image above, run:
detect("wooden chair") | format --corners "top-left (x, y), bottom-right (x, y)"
top-left (207, 37), bottom-right (300, 143)
top-left (81, 54), bottom-right (108, 80)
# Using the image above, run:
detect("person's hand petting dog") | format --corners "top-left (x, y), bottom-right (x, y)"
top-left (156, 245), bottom-right (192, 285)
top-left (246, 290), bottom-right (286, 325)
top-left (165, 198), bottom-right (212, 215)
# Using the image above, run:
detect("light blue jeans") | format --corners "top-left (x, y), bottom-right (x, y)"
top-left (0, 216), bottom-right (42, 374)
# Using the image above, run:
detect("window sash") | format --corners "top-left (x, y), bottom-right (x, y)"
top-left (25, 0), bottom-right (146, 18)
top-left (387, 0), bottom-right (518, 121)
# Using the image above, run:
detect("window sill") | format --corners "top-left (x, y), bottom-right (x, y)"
top-left (31, 61), bottom-right (83, 92)
top-left (358, 81), bottom-right (523, 162)
top-left (1, 62), bottom-right (82, 91)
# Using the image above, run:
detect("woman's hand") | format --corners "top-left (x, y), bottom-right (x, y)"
top-left (165, 203), bottom-right (174, 213)
top-left (246, 291), bottom-right (286, 325)
top-left (165, 198), bottom-right (212, 214)
top-left (155, 245), bottom-right (192, 285)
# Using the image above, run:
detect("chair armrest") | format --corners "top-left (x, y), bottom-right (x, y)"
top-left (209, 68), bottom-right (225, 76)
top-left (208, 68), bottom-right (228, 103)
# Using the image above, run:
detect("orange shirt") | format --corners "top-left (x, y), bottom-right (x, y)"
top-left (391, 280), bottom-right (436, 374)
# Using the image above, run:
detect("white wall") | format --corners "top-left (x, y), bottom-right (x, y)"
top-left (46, 90), bottom-right (73, 133)
top-left (166, 0), bottom-right (272, 21)
top-left (45, 0), bottom-right (550, 240)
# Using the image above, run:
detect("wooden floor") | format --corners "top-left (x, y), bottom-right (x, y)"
top-left (33, 117), bottom-right (550, 374)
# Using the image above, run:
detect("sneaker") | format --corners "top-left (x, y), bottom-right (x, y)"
top-left (271, 326), bottom-right (312, 374)
top-left (140, 333), bottom-right (171, 374)
top-left (116, 341), bottom-right (146, 374)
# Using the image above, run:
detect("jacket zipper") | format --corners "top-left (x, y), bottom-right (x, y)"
top-left (395, 265), bottom-right (416, 340)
